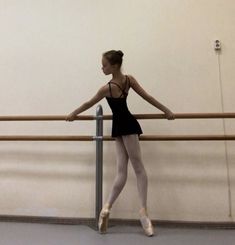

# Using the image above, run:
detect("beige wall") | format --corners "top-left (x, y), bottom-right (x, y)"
top-left (0, 0), bottom-right (234, 222)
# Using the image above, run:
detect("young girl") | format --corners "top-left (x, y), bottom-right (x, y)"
top-left (66, 50), bottom-right (175, 236)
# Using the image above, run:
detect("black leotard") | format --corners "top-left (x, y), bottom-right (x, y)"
top-left (105, 75), bottom-right (143, 137)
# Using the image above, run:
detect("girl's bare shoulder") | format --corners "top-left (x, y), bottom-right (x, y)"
top-left (97, 83), bottom-right (110, 97)
top-left (126, 74), bottom-right (138, 87)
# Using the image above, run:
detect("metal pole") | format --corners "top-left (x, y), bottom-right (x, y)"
top-left (95, 105), bottom-right (103, 229)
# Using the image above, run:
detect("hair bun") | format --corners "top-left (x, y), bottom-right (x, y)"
top-left (116, 50), bottom-right (124, 57)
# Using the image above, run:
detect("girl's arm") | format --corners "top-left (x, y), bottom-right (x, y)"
top-left (66, 85), bottom-right (108, 121)
top-left (129, 75), bottom-right (175, 119)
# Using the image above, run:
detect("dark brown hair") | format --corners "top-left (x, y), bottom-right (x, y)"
top-left (103, 50), bottom-right (124, 67)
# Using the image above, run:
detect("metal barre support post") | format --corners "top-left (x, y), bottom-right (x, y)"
top-left (95, 105), bottom-right (103, 230)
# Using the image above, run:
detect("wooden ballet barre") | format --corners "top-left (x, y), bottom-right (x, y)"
top-left (0, 112), bottom-right (235, 121)
top-left (122, 112), bottom-right (235, 120)
top-left (139, 135), bottom-right (235, 141)
top-left (0, 115), bottom-right (95, 121)
top-left (0, 135), bottom-right (94, 141)
top-left (0, 135), bottom-right (235, 141)
top-left (103, 135), bottom-right (235, 141)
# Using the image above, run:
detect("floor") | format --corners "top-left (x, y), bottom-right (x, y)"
top-left (0, 222), bottom-right (234, 245)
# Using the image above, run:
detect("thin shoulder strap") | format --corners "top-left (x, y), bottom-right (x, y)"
top-left (109, 81), bottom-right (125, 98)
top-left (120, 75), bottom-right (130, 97)
top-left (110, 82), bottom-right (124, 92)
top-left (128, 75), bottom-right (130, 87)
top-left (124, 75), bottom-right (130, 90)
top-left (109, 76), bottom-right (130, 98)
top-left (108, 82), bottom-right (113, 97)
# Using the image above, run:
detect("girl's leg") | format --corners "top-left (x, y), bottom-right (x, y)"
top-left (122, 134), bottom-right (154, 236)
top-left (99, 136), bottom-right (129, 234)
top-left (105, 136), bottom-right (129, 207)
top-left (121, 134), bottom-right (148, 209)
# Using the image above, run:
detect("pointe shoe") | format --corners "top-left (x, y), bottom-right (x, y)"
top-left (139, 208), bottom-right (154, 237)
top-left (98, 203), bottom-right (111, 234)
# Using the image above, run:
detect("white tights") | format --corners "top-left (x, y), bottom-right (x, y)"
top-left (106, 134), bottom-right (148, 209)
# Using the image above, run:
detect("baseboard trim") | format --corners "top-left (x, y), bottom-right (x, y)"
top-left (0, 215), bottom-right (95, 226)
top-left (0, 215), bottom-right (234, 229)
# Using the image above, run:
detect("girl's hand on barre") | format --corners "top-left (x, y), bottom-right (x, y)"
top-left (66, 112), bottom-right (77, 122)
top-left (164, 110), bottom-right (175, 120)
